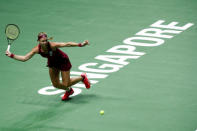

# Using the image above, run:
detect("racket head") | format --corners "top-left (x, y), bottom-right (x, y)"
top-left (5, 24), bottom-right (20, 40)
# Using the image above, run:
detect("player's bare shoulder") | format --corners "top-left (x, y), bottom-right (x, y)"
top-left (49, 42), bottom-right (57, 47)
top-left (32, 45), bottom-right (39, 54)
top-left (49, 42), bottom-right (58, 50)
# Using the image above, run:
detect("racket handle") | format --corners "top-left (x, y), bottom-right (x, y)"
top-left (7, 45), bottom-right (10, 51)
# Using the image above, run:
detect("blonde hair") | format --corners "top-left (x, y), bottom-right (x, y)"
top-left (37, 32), bottom-right (53, 41)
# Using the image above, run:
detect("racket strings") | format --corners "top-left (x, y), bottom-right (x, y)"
top-left (5, 24), bottom-right (20, 40)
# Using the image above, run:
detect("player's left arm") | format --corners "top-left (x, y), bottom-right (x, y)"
top-left (50, 40), bottom-right (89, 48)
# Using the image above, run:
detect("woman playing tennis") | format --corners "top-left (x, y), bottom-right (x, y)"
top-left (5, 32), bottom-right (91, 101)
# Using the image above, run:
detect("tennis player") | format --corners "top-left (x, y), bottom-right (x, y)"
top-left (5, 32), bottom-right (91, 101)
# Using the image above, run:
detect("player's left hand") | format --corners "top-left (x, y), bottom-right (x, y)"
top-left (82, 40), bottom-right (89, 46)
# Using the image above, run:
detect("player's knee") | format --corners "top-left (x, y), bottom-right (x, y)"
top-left (62, 82), bottom-right (70, 88)
top-left (52, 82), bottom-right (60, 88)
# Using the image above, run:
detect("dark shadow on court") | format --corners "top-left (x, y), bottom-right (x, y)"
top-left (62, 94), bottom-right (99, 104)
top-left (4, 94), bottom-right (99, 130)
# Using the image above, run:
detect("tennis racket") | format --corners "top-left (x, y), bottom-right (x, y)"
top-left (5, 24), bottom-right (20, 51)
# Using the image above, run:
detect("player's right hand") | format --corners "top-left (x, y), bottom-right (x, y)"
top-left (5, 50), bottom-right (11, 57)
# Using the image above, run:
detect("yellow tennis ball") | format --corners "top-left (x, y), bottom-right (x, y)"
top-left (100, 110), bottom-right (104, 115)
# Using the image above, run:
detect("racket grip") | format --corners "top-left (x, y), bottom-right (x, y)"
top-left (7, 45), bottom-right (10, 51)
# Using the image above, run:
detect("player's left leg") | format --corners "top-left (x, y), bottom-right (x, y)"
top-left (61, 71), bottom-right (91, 89)
top-left (61, 70), bottom-right (83, 87)
top-left (61, 70), bottom-right (83, 100)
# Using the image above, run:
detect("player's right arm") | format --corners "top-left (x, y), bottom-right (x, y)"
top-left (5, 46), bottom-right (39, 62)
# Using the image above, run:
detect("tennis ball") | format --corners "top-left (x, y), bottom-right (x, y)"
top-left (100, 110), bottom-right (104, 115)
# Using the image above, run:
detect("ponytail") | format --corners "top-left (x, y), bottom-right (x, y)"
top-left (47, 37), bottom-right (53, 40)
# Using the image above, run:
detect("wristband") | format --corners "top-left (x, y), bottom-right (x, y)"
top-left (78, 43), bottom-right (82, 47)
top-left (10, 53), bottom-right (15, 58)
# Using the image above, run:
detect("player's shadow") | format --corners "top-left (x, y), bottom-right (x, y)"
top-left (6, 93), bottom-right (98, 130)
top-left (62, 94), bottom-right (99, 104)
top-left (8, 106), bottom-right (67, 131)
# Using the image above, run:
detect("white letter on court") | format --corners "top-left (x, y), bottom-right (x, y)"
top-left (151, 20), bottom-right (194, 30)
top-left (123, 37), bottom-right (164, 47)
top-left (95, 55), bottom-right (140, 65)
top-left (136, 28), bottom-right (181, 38)
top-left (79, 63), bottom-right (123, 73)
top-left (107, 45), bottom-right (145, 56)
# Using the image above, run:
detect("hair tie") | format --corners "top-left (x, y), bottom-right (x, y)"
top-left (37, 34), bottom-right (47, 41)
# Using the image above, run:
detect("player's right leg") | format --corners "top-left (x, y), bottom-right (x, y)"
top-left (49, 67), bottom-right (70, 91)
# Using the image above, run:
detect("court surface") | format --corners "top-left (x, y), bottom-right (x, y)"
top-left (0, 0), bottom-right (197, 131)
